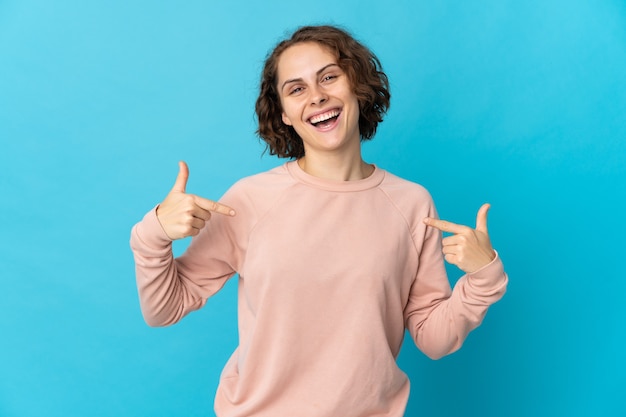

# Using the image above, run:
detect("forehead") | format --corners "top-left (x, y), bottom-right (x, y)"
top-left (276, 42), bottom-right (338, 82)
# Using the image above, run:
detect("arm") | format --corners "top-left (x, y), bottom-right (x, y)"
top-left (404, 204), bottom-right (508, 359)
top-left (129, 161), bottom-right (238, 327)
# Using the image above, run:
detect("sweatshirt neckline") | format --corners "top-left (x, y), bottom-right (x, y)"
top-left (286, 160), bottom-right (385, 192)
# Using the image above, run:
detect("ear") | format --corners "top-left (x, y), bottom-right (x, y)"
top-left (281, 112), bottom-right (292, 126)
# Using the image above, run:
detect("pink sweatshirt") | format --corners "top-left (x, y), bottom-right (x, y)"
top-left (130, 161), bottom-right (507, 417)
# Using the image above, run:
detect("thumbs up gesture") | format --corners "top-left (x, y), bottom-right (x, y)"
top-left (156, 161), bottom-right (236, 240)
top-left (423, 204), bottom-right (496, 274)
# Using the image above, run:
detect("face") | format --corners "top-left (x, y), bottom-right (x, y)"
top-left (277, 42), bottom-right (361, 157)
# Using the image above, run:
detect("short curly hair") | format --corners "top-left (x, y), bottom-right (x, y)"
top-left (255, 25), bottom-right (391, 159)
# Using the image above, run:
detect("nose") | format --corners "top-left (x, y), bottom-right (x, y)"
top-left (310, 85), bottom-right (328, 105)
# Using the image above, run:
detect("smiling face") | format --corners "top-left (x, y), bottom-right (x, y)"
top-left (277, 42), bottom-right (361, 158)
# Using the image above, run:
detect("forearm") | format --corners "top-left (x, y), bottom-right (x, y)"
top-left (130, 209), bottom-right (205, 327)
top-left (408, 254), bottom-right (508, 359)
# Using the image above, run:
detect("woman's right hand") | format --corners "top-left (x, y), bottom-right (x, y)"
top-left (156, 161), bottom-right (236, 240)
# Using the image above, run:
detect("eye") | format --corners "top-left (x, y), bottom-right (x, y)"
top-left (321, 74), bottom-right (338, 83)
top-left (289, 86), bottom-right (304, 95)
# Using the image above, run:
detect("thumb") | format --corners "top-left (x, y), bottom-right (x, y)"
top-left (171, 161), bottom-right (189, 193)
top-left (475, 203), bottom-right (490, 233)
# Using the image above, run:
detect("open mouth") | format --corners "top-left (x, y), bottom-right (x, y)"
top-left (308, 109), bottom-right (341, 129)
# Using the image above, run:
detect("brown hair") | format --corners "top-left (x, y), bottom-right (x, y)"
top-left (255, 25), bottom-right (391, 159)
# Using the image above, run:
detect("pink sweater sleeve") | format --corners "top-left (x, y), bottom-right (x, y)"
top-left (404, 210), bottom-right (508, 360)
top-left (130, 185), bottom-right (251, 326)
top-left (130, 209), bottom-right (215, 326)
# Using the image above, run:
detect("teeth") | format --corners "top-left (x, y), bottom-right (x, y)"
top-left (309, 109), bottom-right (340, 124)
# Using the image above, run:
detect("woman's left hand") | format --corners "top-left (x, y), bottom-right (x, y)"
top-left (423, 203), bottom-right (496, 274)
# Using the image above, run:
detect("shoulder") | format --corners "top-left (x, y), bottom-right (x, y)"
top-left (234, 163), bottom-right (293, 186)
top-left (376, 169), bottom-right (439, 230)
top-left (219, 163), bottom-right (297, 217)
top-left (377, 169), bottom-right (440, 247)
top-left (226, 163), bottom-right (294, 197)
top-left (378, 169), bottom-right (435, 208)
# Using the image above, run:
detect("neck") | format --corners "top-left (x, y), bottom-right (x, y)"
top-left (297, 151), bottom-right (374, 181)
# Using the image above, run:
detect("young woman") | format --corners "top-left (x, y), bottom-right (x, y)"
top-left (130, 25), bottom-right (508, 417)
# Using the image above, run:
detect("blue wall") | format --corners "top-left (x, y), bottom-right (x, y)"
top-left (1, 1), bottom-right (624, 416)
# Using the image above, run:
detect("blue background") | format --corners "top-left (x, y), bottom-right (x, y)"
top-left (1, 1), bottom-right (625, 416)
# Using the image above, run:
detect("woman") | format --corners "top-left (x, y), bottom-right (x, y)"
top-left (130, 25), bottom-right (507, 417)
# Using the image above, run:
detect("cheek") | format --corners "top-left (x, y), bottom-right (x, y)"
top-left (280, 98), bottom-right (302, 126)
top-left (281, 112), bottom-right (292, 126)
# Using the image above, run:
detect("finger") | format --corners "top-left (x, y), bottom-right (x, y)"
top-left (442, 234), bottom-right (467, 247)
top-left (171, 161), bottom-right (189, 193)
top-left (189, 216), bottom-right (207, 230)
top-left (190, 205), bottom-right (213, 221)
top-left (441, 244), bottom-right (458, 255)
top-left (195, 196), bottom-right (236, 216)
top-left (423, 217), bottom-right (466, 234)
top-left (443, 253), bottom-right (456, 265)
top-left (475, 203), bottom-right (490, 233)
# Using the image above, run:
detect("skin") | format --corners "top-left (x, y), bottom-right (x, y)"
top-left (156, 161), bottom-right (235, 240)
top-left (277, 42), bottom-right (372, 181)
top-left (155, 40), bottom-right (496, 273)
top-left (423, 204), bottom-right (496, 274)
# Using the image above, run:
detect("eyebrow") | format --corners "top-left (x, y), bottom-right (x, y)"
top-left (280, 63), bottom-right (340, 92)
